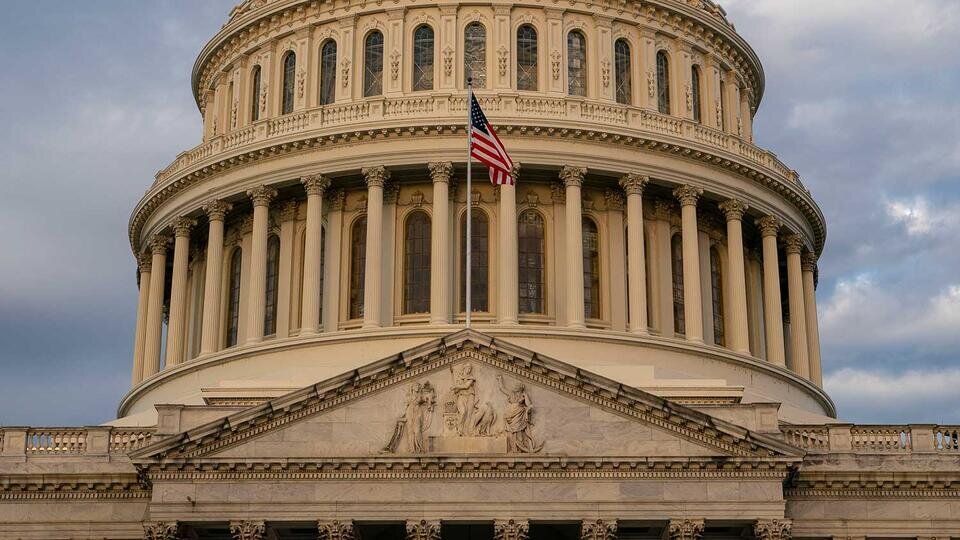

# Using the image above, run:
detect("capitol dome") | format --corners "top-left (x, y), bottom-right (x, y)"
top-left (122, 0), bottom-right (829, 423)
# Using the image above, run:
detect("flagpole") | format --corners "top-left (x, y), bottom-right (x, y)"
top-left (465, 78), bottom-right (473, 329)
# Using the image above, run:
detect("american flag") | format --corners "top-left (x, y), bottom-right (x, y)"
top-left (469, 94), bottom-right (514, 185)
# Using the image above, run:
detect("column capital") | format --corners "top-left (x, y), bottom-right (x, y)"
top-left (203, 199), bottom-right (233, 221)
top-left (509, 162), bottom-right (522, 183)
top-left (405, 520), bottom-right (440, 540)
top-left (755, 215), bottom-right (783, 237)
top-left (143, 521), bottom-right (181, 540)
top-left (667, 519), bottom-right (704, 540)
top-left (604, 189), bottom-right (625, 211)
top-left (581, 519), bottom-right (617, 540)
top-left (753, 519), bottom-right (792, 540)
top-left (362, 165), bottom-right (391, 187)
top-left (801, 251), bottom-right (817, 273)
top-left (230, 520), bottom-right (266, 540)
top-left (329, 189), bottom-right (346, 210)
top-left (618, 173), bottom-right (650, 195)
top-left (302, 174), bottom-right (331, 196)
top-left (149, 234), bottom-right (171, 255)
top-left (672, 184), bottom-right (703, 207)
top-left (247, 185), bottom-right (278, 207)
top-left (560, 165), bottom-right (587, 188)
top-left (784, 233), bottom-right (805, 255)
top-left (428, 161), bottom-right (454, 183)
top-left (550, 182), bottom-right (566, 203)
top-left (719, 198), bottom-right (749, 221)
top-left (280, 200), bottom-right (299, 221)
top-left (137, 251), bottom-right (153, 272)
top-left (172, 217), bottom-right (197, 238)
top-left (494, 519), bottom-right (529, 540)
top-left (652, 199), bottom-right (675, 221)
top-left (317, 520), bottom-right (356, 540)
top-left (384, 182), bottom-right (401, 204)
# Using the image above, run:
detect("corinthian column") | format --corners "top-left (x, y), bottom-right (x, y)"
top-left (756, 216), bottom-right (786, 366)
top-left (199, 200), bottom-right (232, 355)
top-left (719, 199), bottom-right (750, 353)
top-left (301, 174), bottom-right (331, 334)
top-left (785, 234), bottom-right (810, 377)
top-left (802, 252), bottom-right (823, 386)
top-left (362, 166), bottom-right (389, 329)
top-left (620, 174), bottom-right (649, 334)
top-left (561, 165), bottom-right (588, 328)
top-left (131, 252), bottom-right (152, 385)
top-left (405, 520), bottom-right (440, 540)
top-left (144, 521), bottom-right (182, 540)
top-left (667, 519), bottom-right (704, 540)
top-left (498, 165), bottom-right (520, 324)
top-left (494, 519), bottom-right (529, 540)
top-left (229, 521), bottom-right (266, 540)
top-left (673, 185), bottom-right (705, 342)
top-left (142, 235), bottom-right (169, 380)
top-left (245, 185), bottom-right (277, 343)
top-left (165, 217), bottom-right (196, 367)
top-left (429, 161), bottom-right (453, 324)
top-left (318, 520), bottom-right (355, 540)
top-left (753, 519), bottom-right (791, 540)
top-left (581, 519), bottom-right (617, 540)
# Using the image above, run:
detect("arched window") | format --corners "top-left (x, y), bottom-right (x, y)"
top-left (403, 211), bottom-right (431, 314)
top-left (710, 246), bottom-right (725, 346)
top-left (567, 30), bottom-right (587, 96)
top-left (582, 217), bottom-right (600, 320)
top-left (460, 210), bottom-right (489, 312)
top-left (412, 25), bottom-right (435, 91)
top-left (226, 247), bottom-right (242, 347)
top-left (671, 233), bottom-right (685, 335)
top-left (657, 50), bottom-right (671, 114)
top-left (464, 22), bottom-right (487, 88)
top-left (691, 65), bottom-right (703, 123)
top-left (319, 40), bottom-right (337, 105)
top-left (614, 39), bottom-right (632, 105)
top-left (364, 31), bottom-right (384, 97)
top-left (349, 217), bottom-right (367, 319)
top-left (281, 51), bottom-right (296, 115)
top-left (518, 210), bottom-right (545, 314)
top-left (250, 65), bottom-right (262, 121)
top-left (263, 235), bottom-right (280, 336)
top-left (516, 25), bottom-right (538, 91)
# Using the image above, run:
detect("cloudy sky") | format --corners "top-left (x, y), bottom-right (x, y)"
top-left (0, 0), bottom-right (957, 426)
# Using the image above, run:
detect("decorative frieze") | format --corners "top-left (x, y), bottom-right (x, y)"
top-left (753, 519), bottom-right (791, 540)
top-left (230, 520), bottom-right (266, 540)
top-left (581, 519), bottom-right (617, 540)
top-left (406, 520), bottom-right (441, 540)
top-left (494, 519), bottom-right (529, 540)
top-left (667, 519), bottom-right (704, 540)
top-left (318, 520), bottom-right (356, 540)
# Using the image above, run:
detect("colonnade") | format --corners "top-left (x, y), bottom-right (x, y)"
top-left (130, 164), bottom-right (823, 388)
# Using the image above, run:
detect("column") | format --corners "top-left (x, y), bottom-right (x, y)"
top-left (301, 174), bottom-right (331, 334)
top-left (131, 252), bottom-right (152, 385)
top-left (325, 190), bottom-right (345, 332)
top-left (405, 520), bottom-right (440, 540)
top-left (753, 520), bottom-right (791, 540)
top-left (581, 519), bottom-right (618, 540)
top-left (276, 200), bottom-right (298, 337)
top-left (667, 519), bottom-right (704, 540)
top-left (429, 162), bottom-right (453, 324)
top-left (245, 185), bottom-right (278, 343)
top-left (199, 200), bottom-right (232, 355)
top-left (561, 165), bottom-right (588, 328)
top-left (756, 215), bottom-right (786, 366)
top-left (142, 235), bottom-right (169, 379)
top-left (802, 251), bottom-right (823, 386)
top-left (651, 200), bottom-right (674, 334)
top-left (230, 521), bottom-right (266, 540)
top-left (165, 217), bottom-right (196, 367)
top-left (606, 190), bottom-right (627, 331)
top-left (362, 166), bottom-right (389, 329)
top-left (382, 184), bottom-right (399, 326)
top-left (494, 520), bottom-right (529, 540)
top-left (673, 185), bottom-right (705, 342)
top-left (620, 173), bottom-right (649, 334)
top-left (498, 165), bottom-right (520, 324)
top-left (317, 520), bottom-right (355, 540)
top-left (785, 233), bottom-right (810, 378)
top-left (719, 199), bottom-right (750, 353)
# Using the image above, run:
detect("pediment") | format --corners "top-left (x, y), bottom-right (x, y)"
top-left (132, 330), bottom-right (801, 465)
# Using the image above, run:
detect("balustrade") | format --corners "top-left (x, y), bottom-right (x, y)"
top-left (934, 426), bottom-right (960, 452)
top-left (781, 426), bottom-right (829, 451)
top-left (25, 429), bottom-right (87, 455)
top-left (851, 426), bottom-right (911, 452)
top-left (109, 429), bottom-right (154, 454)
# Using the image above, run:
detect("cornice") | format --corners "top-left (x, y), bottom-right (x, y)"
top-left (0, 473), bottom-right (149, 501)
top-left (129, 119), bottom-right (825, 260)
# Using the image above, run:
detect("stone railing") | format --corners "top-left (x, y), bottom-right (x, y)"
top-left (0, 427), bottom-right (155, 458)
top-left (152, 93), bottom-right (800, 191)
top-left (781, 424), bottom-right (960, 454)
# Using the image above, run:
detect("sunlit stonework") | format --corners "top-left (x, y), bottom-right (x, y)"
top-left (1, 0), bottom-right (958, 538)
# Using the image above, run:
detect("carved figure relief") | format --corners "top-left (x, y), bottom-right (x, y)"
top-left (383, 381), bottom-right (437, 453)
top-left (497, 374), bottom-right (544, 453)
top-left (447, 363), bottom-right (496, 436)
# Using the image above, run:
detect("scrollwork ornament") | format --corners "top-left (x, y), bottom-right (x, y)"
top-left (755, 215), bottom-right (783, 237)
top-left (581, 519), bottom-right (618, 540)
top-left (667, 519), bottom-right (704, 540)
top-left (559, 165), bottom-right (587, 188)
top-left (494, 519), bottom-right (529, 540)
top-left (318, 520), bottom-right (356, 540)
top-left (753, 519), bottom-right (792, 540)
top-left (144, 521), bottom-right (182, 540)
top-left (230, 520), bottom-right (266, 540)
top-left (718, 198), bottom-right (748, 221)
top-left (406, 520), bottom-right (441, 540)
top-left (672, 184), bottom-right (703, 207)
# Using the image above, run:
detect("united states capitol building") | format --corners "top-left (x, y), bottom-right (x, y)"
top-left (2, 0), bottom-right (959, 538)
